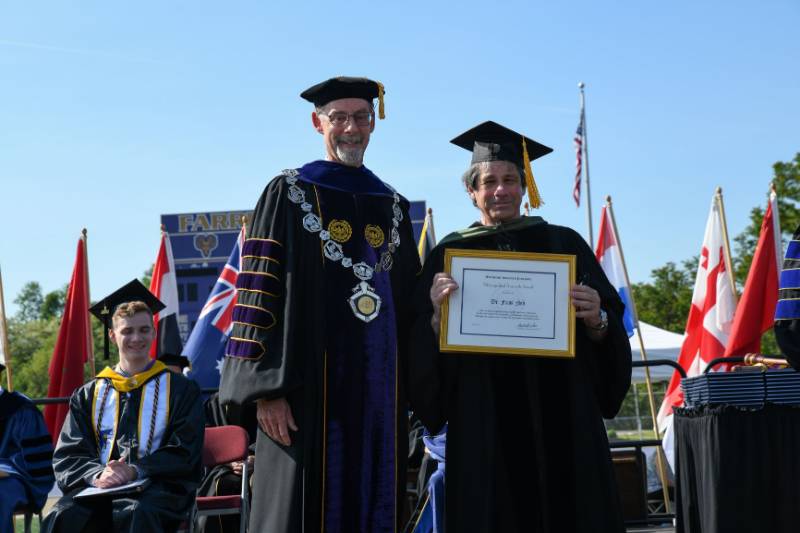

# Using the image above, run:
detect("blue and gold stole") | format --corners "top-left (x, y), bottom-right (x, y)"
top-left (92, 361), bottom-right (171, 464)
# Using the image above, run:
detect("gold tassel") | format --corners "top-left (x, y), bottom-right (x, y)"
top-left (377, 82), bottom-right (385, 120)
top-left (522, 138), bottom-right (543, 208)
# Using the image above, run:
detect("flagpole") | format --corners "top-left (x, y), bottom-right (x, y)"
top-left (770, 183), bottom-right (783, 272)
top-left (715, 187), bottom-right (739, 302)
top-left (0, 267), bottom-right (13, 391)
top-left (82, 229), bottom-right (95, 377)
top-left (579, 82), bottom-right (594, 245)
top-left (605, 196), bottom-right (672, 513)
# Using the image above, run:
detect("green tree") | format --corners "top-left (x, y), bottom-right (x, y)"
top-left (631, 258), bottom-right (697, 334)
top-left (13, 282), bottom-right (44, 322)
top-left (41, 284), bottom-right (68, 320)
top-left (141, 265), bottom-right (154, 289)
top-left (6, 316), bottom-right (60, 397)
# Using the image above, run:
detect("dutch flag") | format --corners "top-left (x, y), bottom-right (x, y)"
top-left (595, 206), bottom-right (635, 337)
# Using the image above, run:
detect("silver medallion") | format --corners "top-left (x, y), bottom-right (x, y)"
top-left (348, 281), bottom-right (381, 323)
top-left (300, 202), bottom-right (313, 212)
top-left (323, 240), bottom-right (344, 262)
top-left (391, 227), bottom-right (400, 246)
top-left (282, 168), bottom-right (299, 178)
top-left (302, 213), bottom-right (322, 232)
top-left (352, 262), bottom-right (374, 281)
top-left (288, 185), bottom-right (305, 204)
top-left (380, 251), bottom-right (393, 272)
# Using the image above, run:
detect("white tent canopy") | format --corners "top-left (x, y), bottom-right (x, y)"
top-left (629, 321), bottom-right (685, 382)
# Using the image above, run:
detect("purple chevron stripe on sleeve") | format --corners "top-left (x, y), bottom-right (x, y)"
top-left (237, 272), bottom-right (282, 296)
top-left (232, 305), bottom-right (276, 329)
top-left (242, 239), bottom-right (284, 263)
top-left (226, 337), bottom-right (265, 359)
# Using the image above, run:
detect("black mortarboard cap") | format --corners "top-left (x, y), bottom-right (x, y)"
top-left (451, 121), bottom-right (553, 208)
top-left (450, 121), bottom-right (552, 168)
top-left (300, 76), bottom-right (386, 119)
top-left (89, 279), bottom-right (165, 359)
top-left (157, 352), bottom-right (191, 370)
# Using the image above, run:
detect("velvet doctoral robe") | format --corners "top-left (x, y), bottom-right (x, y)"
top-left (409, 217), bottom-right (632, 533)
top-left (0, 389), bottom-right (55, 532)
top-left (43, 362), bottom-right (204, 533)
top-left (219, 161), bottom-right (420, 533)
top-left (775, 224), bottom-right (800, 369)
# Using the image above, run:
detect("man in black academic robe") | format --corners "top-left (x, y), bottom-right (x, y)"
top-left (219, 77), bottom-right (420, 532)
top-left (43, 282), bottom-right (204, 533)
top-left (409, 122), bottom-right (631, 532)
top-left (0, 364), bottom-right (55, 533)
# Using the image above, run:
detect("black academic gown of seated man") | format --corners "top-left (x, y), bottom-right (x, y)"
top-left (409, 217), bottom-right (632, 533)
top-left (43, 360), bottom-right (204, 533)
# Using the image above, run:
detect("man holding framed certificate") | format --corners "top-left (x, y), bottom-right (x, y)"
top-left (409, 122), bottom-right (632, 532)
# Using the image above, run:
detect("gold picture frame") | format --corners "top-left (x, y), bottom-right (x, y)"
top-left (440, 248), bottom-right (576, 358)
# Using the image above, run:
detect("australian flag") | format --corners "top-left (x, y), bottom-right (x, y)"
top-left (185, 226), bottom-right (244, 389)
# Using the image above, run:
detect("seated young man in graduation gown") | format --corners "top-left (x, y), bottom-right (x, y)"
top-left (0, 362), bottom-right (55, 533)
top-left (43, 280), bottom-right (204, 533)
top-left (409, 122), bottom-right (632, 533)
top-left (218, 77), bottom-right (420, 533)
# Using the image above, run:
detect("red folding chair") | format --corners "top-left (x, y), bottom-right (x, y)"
top-left (189, 425), bottom-right (251, 533)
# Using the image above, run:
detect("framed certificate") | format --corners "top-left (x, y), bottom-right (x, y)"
top-left (440, 248), bottom-right (576, 358)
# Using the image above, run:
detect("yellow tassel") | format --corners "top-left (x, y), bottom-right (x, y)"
top-left (377, 82), bottom-right (385, 120)
top-left (522, 138), bottom-right (543, 208)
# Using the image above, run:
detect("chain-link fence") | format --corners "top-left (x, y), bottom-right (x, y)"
top-left (605, 381), bottom-right (670, 439)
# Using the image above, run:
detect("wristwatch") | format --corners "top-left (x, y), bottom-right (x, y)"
top-left (589, 309), bottom-right (608, 331)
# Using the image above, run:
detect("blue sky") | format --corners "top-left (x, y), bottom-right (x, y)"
top-left (1, 0), bottom-right (798, 314)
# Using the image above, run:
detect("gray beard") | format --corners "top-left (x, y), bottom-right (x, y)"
top-left (335, 145), bottom-right (365, 166)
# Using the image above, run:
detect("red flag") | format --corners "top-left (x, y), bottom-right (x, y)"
top-left (44, 236), bottom-right (92, 443)
top-left (723, 191), bottom-right (781, 357)
top-left (657, 195), bottom-right (737, 428)
top-left (149, 231), bottom-right (183, 359)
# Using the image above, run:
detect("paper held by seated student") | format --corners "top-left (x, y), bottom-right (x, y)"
top-left (73, 477), bottom-right (151, 499)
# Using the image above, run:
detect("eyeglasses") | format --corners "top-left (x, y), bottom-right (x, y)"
top-left (321, 111), bottom-right (373, 127)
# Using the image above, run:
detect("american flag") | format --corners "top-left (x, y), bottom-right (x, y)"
top-left (573, 111), bottom-right (584, 207)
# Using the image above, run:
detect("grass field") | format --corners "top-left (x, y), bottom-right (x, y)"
top-left (14, 515), bottom-right (41, 533)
